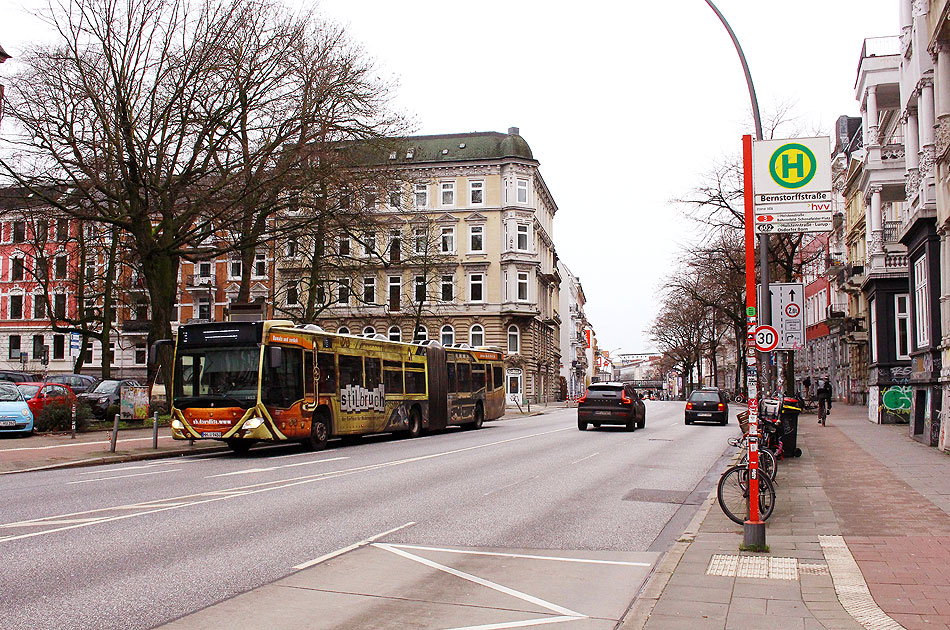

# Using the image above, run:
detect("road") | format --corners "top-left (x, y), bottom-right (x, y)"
top-left (0, 401), bottom-right (738, 630)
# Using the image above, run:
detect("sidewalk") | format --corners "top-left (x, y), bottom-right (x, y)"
top-left (627, 404), bottom-right (950, 630)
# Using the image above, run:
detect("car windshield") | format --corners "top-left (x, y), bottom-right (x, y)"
top-left (17, 385), bottom-right (40, 398)
top-left (588, 384), bottom-right (622, 392)
top-left (0, 385), bottom-right (23, 401)
top-left (92, 380), bottom-right (121, 394)
top-left (689, 391), bottom-right (720, 402)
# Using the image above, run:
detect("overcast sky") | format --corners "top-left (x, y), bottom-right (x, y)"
top-left (1, 0), bottom-right (898, 353)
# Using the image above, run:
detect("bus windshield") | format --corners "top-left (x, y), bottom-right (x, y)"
top-left (173, 346), bottom-right (260, 408)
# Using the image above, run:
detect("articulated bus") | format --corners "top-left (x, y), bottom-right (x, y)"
top-left (162, 320), bottom-right (506, 453)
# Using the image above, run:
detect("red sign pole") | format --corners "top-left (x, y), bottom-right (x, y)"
top-left (743, 135), bottom-right (764, 544)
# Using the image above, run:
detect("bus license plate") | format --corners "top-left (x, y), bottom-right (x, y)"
top-left (0, 421), bottom-right (15, 427)
top-left (202, 431), bottom-right (222, 438)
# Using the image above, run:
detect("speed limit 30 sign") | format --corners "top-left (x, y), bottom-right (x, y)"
top-left (754, 325), bottom-right (779, 352)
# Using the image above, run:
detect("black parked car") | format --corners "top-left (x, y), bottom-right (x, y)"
top-left (577, 382), bottom-right (646, 431)
top-left (0, 371), bottom-right (42, 384)
top-left (78, 379), bottom-right (141, 419)
top-left (685, 388), bottom-right (730, 425)
top-left (46, 374), bottom-right (99, 395)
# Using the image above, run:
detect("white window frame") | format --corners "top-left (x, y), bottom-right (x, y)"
top-left (913, 256), bottom-right (929, 347)
top-left (869, 297), bottom-right (877, 363)
top-left (337, 279), bottom-right (350, 305)
top-left (286, 283), bottom-right (299, 306)
top-left (414, 275), bottom-right (426, 304)
top-left (363, 277), bottom-right (376, 304)
top-left (389, 326), bottom-right (401, 342)
top-left (286, 237), bottom-right (298, 258)
top-left (414, 183), bottom-right (428, 208)
top-left (469, 180), bottom-right (484, 205)
top-left (517, 178), bottom-right (528, 204)
top-left (517, 272), bottom-right (529, 302)
top-left (414, 228), bottom-right (427, 254)
top-left (469, 225), bottom-right (484, 253)
top-left (895, 294), bottom-right (910, 360)
top-left (440, 227), bottom-right (455, 254)
top-left (508, 325), bottom-right (520, 354)
top-left (469, 273), bottom-right (484, 303)
top-left (470, 324), bottom-right (484, 347)
top-left (516, 224), bottom-right (529, 251)
top-left (253, 253), bottom-right (267, 278)
top-left (363, 326), bottom-right (376, 336)
top-left (441, 275), bottom-right (455, 302)
top-left (388, 276), bottom-right (401, 311)
top-left (441, 181), bottom-right (456, 207)
top-left (228, 257), bottom-right (242, 280)
top-left (337, 326), bottom-right (350, 335)
top-left (441, 325), bottom-right (455, 346)
top-left (414, 325), bottom-right (427, 341)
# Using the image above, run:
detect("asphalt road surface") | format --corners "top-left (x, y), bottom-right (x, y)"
top-left (0, 401), bottom-right (738, 630)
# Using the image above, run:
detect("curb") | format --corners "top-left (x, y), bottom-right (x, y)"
top-left (0, 445), bottom-right (229, 475)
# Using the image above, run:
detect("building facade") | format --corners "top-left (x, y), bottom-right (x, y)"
top-left (557, 260), bottom-right (592, 399)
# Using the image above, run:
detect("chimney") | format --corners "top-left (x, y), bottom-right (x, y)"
top-left (508, 126), bottom-right (520, 135)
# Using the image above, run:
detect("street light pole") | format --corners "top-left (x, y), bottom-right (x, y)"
top-left (703, 0), bottom-right (769, 549)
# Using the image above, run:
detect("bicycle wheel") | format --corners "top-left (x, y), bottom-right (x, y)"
top-left (740, 448), bottom-right (777, 482)
top-left (717, 465), bottom-right (776, 525)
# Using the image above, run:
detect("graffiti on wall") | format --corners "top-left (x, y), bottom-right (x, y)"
top-left (890, 366), bottom-right (912, 380)
top-left (880, 385), bottom-right (912, 417)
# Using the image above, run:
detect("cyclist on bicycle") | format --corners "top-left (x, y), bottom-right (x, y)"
top-left (816, 379), bottom-right (832, 424)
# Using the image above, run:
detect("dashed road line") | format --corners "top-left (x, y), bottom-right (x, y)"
top-left (385, 544), bottom-right (652, 567)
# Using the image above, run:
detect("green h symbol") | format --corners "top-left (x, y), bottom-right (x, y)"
top-left (781, 151), bottom-right (805, 178)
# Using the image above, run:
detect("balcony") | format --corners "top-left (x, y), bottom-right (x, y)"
top-left (884, 253), bottom-right (906, 269)
top-left (186, 274), bottom-right (216, 287)
top-left (501, 302), bottom-right (541, 317)
top-left (882, 221), bottom-right (900, 243)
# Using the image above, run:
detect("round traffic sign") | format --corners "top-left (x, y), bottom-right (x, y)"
top-left (785, 303), bottom-right (800, 318)
top-left (754, 325), bottom-right (779, 352)
top-left (769, 143), bottom-right (817, 189)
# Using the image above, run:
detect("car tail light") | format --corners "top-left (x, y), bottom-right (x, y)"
top-left (578, 391), bottom-right (588, 404)
top-left (686, 402), bottom-right (693, 410)
top-left (621, 392), bottom-right (632, 405)
top-left (718, 403), bottom-right (725, 411)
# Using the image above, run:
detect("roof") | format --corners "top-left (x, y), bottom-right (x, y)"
top-left (387, 129), bottom-right (535, 165)
top-left (0, 44), bottom-right (9, 62)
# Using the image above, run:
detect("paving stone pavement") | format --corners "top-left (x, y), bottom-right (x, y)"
top-left (626, 404), bottom-right (950, 630)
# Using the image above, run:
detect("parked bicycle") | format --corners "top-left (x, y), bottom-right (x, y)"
top-left (717, 463), bottom-right (776, 525)
top-left (730, 434), bottom-right (777, 482)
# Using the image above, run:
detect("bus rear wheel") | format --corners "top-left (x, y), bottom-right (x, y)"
top-left (307, 413), bottom-right (329, 451)
top-left (406, 408), bottom-right (422, 439)
top-left (467, 404), bottom-right (484, 430)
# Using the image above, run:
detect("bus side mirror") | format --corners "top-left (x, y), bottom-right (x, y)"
top-left (267, 346), bottom-right (283, 369)
top-left (149, 339), bottom-right (172, 366)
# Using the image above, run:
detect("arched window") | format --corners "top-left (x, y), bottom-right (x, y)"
top-left (414, 325), bottom-right (428, 341)
top-left (507, 325), bottom-right (520, 354)
top-left (470, 324), bottom-right (484, 347)
top-left (389, 326), bottom-right (401, 342)
top-left (337, 326), bottom-right (350, 335)
top-left (363, 326), bottom-right (376, 336)
top-left (441, 325), bottom-right (455, 346)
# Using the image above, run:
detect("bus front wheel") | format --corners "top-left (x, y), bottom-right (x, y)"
top-left (406, 408), bottom-right (422, 439)
top-left (227, 439), bottom-right (254, 455)
top-left (307, 414), bottom-right (329, 451)
top-left (467, 404), bottom-right (484, 430)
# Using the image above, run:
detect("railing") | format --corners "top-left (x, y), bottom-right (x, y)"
top-left (186, 274), bottom-right (216, 287)
top-left (883, 220), bottom-right (901, 243)
top-left (860, 36), bottom-right (900, 60)
top-left (880, 144), bottom-right (905, 162)
top-left (884, 253), bottom-right (907, 269)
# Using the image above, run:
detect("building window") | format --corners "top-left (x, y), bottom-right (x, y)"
top-left (286, 283), bottom-right (299, 306)
top-left (441, 275), bottom-right (454, 302)
top-left (895, 294), bottom-right (910, 360)
top-left (517, 179), bottom-right (528, 203)
top-left (198, 261), bottom-right (212, 278)
top-left (363, 326), bottom-right (376, 336)
top-left (389, 230), bottom-right (401, 264)
top-left (286, 237), bottom-right (298, 257)
top-left (389, 191), bottom-right (401, 208)
top-left (56, 218), bottom-right (69, 241)
top-left (229, 258), bottom-right (242, 279)
top-left (197, 296), bottom-right (211, 321)
top-left (253, 253), bottom-right (267, 277)
top-left (54, 294), bottom-right (66, 319)
top-left (53, 335), bottom-right (65, 360)
top-left (388, 276), bottom-right (401, 311)
top-left (9, 295), bottom-right (23, 319)
top-left (469, 225), bottom-right (484, 253)
top-left (913, 256), bottom-right (929, 347)
top-left (337, 326), bottom-right (350, 335)
top-left (415, 275), bottom-right (426, 303)
top-left (11, 257), bottom-right (24, 282)
top-left (389, 326), bottom-right (401, 342)
top-left (414, 183), bottom-right (428, 208)
top-left (84, 260), bottom-right (96, 284)
top-left (364, 189), bottom-right (376, 209)
top-left (414, 325), bottom-right (427, 341)
top-left (363, 277), bottom-right (376, 304)
top-left (315, 285), bottom-right (326, 305)
top-left (55, 255), bottom-right (68, 279)
top-left (339, 237), bottom-right (350, 256)
top-left (337, 279), bottom-right (350, 304)
top-left (33, 295), bottom-right (45, 320)
top-left (135, 344), bottom-right (147, 365)
top-left (517, 272), bottom-right (529, 301)
top-left (470, 324), bottom-right (484, 347)
top-left (470, 180), bottom-right (484, 205)
top-left (441, 325), bottom-right (455, 346)
top-left (469, 273), bottom-right (484, 302)
top-left (414, 228), bottom-right (427, 254)
top-left (33, 335), bottom-right (44, 360)
top-left (440, 227), bottom-right (455, 253)
top-left (869, 297), bottom-right (877, 363)
top-left (516, 224), bottom-right (529, 251)
top-left (35, 258), bottom-right (48, 281)
top-left (12, 221), bottom-right (26, 243)
top-left (441, 181), bottom-right (455, 206)
top-left (508, 325), bottom-right (520, 354)
top-left (9, 335), bottom-right (21, 360)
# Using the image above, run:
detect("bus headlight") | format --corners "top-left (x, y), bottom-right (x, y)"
top-left (171, 419), bottom-right (184, 430)
top-left (243, 417), bottom-right (264, 430)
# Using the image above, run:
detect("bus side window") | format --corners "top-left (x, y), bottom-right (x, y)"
top-left (384, 366), bottom-right (404, 394)
top-left (405, 364), bottom-right (426, 394)
top-left (446, 361), bottom-right (457, 394)
top-left (338, 355), bottom-right (363, 388)
top-left (262, 346), bottom-right (304, 408)
top-left (493, 366), bottom-right (503, 390)
top-left (365, 357), bottom-right (381, 389)
top-left (318, 353), bottom-right (337, 393)
top-left (304, 351), bottom-right (315, 397)
top-left (457, 362), bottom-right (472, 393)
top-left (473, 365), bottom-right (486, 391)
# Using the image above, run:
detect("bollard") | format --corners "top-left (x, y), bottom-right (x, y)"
top-left (152, 411), bottom-right (159, 449)
top-left (70, 404), bottom-right (77, 439)
top-left (109, 412), bottom-right (120, 453)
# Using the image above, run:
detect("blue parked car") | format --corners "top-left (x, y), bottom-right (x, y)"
top-left (0, 382), bottom-right (34, 435)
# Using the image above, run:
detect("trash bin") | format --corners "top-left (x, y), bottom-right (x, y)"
top-left (779, 396), bottom-right (802, 457)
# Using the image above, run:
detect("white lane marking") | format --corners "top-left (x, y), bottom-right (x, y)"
top-left (445, 616), bottom-right (582, 630)
top-left (66, 469), bottom-right (182, 485)
top-left (293, 522), bottom-right (416, 570)
top-left (0, 428), bottom-right (568, 543)
top-left (482, 479), bottom-right (528, 498)
top-left (79, 464), bottom-right (159, 474)
top-left (383, 544), bottom-right (652, 567)
top-left (206, 457), bottom-right (349, 478)
top-left (0, 435), bottom-right (178, 452)
top-left (570, 452), bottom-right (599, 465)
top-left (375, 543), bottom-right (586, 618)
